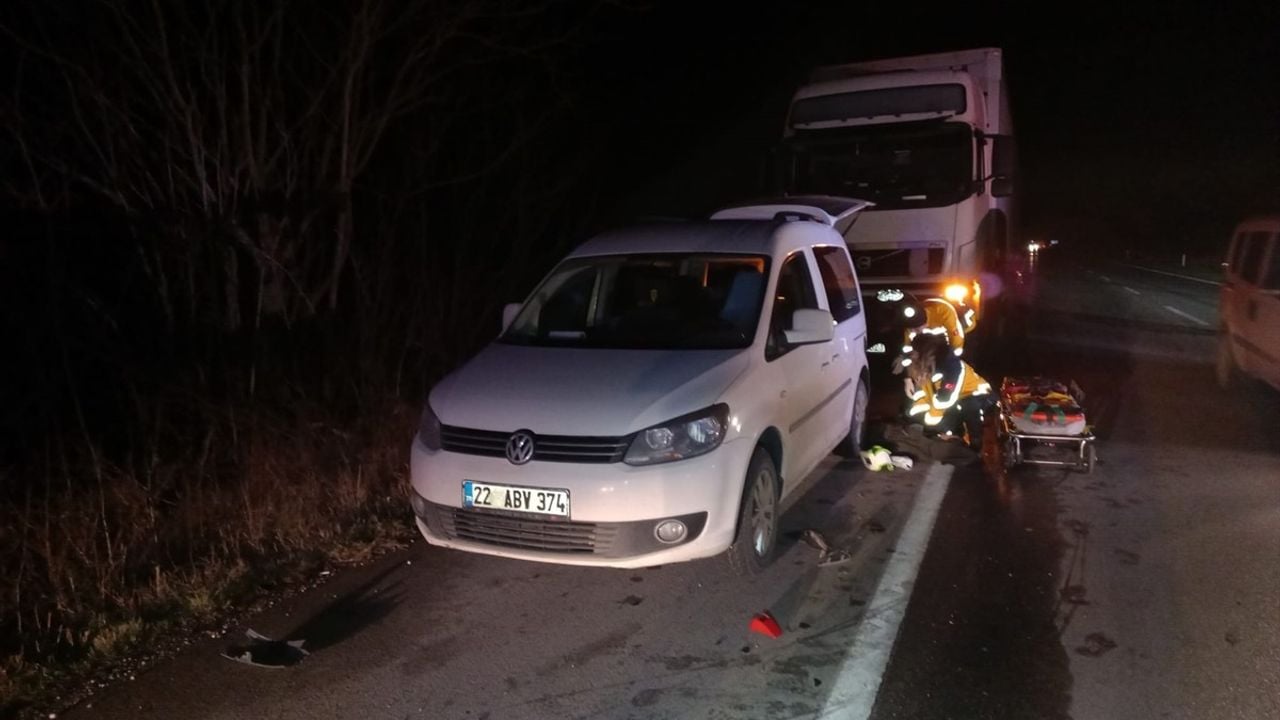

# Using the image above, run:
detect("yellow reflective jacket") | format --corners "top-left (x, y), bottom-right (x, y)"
top-left (903, 298), bottom-right (966, 358)
top-left (906, 355), bottom-right (992, 427)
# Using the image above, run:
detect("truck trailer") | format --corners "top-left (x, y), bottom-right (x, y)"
top-left (776, 47), bottom-right (1017, 353)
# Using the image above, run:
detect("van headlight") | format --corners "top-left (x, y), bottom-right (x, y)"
top-left (417, 403), bottom-right (442, 451)
top-left (624, 404), bottom-right (729, 466)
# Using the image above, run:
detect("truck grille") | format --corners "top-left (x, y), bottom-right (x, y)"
top-left (851, 248), bottom-right (945, 278)
top-left (427, 503), bottom-right (616, 554)
top-left (440, 426), bottom-right (630, 464)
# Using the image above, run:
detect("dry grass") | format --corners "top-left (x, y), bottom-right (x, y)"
top-left (0, 398), bottom-right (419, 715)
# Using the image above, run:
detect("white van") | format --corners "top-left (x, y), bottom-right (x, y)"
top-left (1217, 215), bottom-right (1280, 392)
top-left (409, 197), bottom-right (871, 574)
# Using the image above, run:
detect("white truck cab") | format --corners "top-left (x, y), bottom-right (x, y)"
top-left (409, 197), bottom-right (871, 573)
top-left (777, 48), bottom-right (1017, 352)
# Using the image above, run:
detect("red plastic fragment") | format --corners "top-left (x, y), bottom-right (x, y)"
top-left (749, 611), bottom-right (783, 639)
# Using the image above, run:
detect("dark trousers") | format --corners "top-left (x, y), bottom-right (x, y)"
top-left (932, 394), bottom-right (997, 448)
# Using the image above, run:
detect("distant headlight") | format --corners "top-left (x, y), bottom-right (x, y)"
top-left (417, 403), bottom-right (442, 451)
top-left (624, 404), bottom-right (729, 466)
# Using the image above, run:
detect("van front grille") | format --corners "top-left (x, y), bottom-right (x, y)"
top-left (440, 426), bottom-right (629, 464)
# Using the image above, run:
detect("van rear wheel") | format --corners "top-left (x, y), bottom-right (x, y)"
top-left (726, 447), bottom-right (780, 576)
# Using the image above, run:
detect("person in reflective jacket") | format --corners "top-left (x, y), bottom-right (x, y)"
top-left (903, 333), bottom-right (995, 449)
top-left (899, 297), bottom-right (967, 360)
top-left (893, 296), bottom-right (967, 415)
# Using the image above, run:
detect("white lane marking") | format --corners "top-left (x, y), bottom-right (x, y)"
top-left (1099, 275), bottom-right (1112, 282)
top-left (1123, 286), bottom-right (1141, 295)
top-left (1124, 263), bottom-right (1222, 286)
top-left (1163, 304), bottom-right (1210, 326)
top-left (819, 462), bottom-right (954, 719)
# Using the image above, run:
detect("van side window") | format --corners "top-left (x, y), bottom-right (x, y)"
top-left (1262, 234), bottom-right (1280, 290)
top-left (766, 252), bottom-right (819, 360)
top-left (813, 246), bottom-right (862, 322)
top-left (1240, 231), bottom-right (1270, 285)
top-left (1226, 232), bottom-right (1246, 275)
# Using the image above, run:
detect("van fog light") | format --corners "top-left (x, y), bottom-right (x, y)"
top-left (654, 519), bottom-right (687, 544)
top-left (410, 491), bottom-right (429, 519)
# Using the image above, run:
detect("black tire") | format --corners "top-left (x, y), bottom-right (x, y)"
top-left (1082, 443), bottom-right (1097, 474)
top-left (726, 447), bottom-right (780, 576)
top-left (837, 378), bottom-right (869, 458)
top-left (1215, 332), bottom-right (1237, 390)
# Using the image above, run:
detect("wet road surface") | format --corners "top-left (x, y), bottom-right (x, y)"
top-left (66, 252), bottom-right (1280, 720)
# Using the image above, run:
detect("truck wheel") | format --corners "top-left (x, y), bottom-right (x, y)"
top-left (837, 378), bottom-right (869, 458)
top-left (1215, 332), bottom-right (1237, 389)
top-left (726, 447), bottom-right (780, 576)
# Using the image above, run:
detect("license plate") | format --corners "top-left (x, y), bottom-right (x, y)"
top-left (462, 480), bottom-right (570, 517)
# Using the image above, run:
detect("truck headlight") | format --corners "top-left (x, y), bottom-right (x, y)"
top-left (944, 282), bottom-right (970, 304)
top-left (417, 403), bottom-right (443, 451)
top-left (624, 404), bottom-right (729, 466)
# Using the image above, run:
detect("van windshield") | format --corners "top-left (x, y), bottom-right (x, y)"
top-left (501, 253), bottom-right (770, 350)
top-left (785, 121), bottom-right (973, 210)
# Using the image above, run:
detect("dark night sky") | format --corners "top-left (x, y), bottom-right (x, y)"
top-left (565, 1), bottom-right (1279, 254)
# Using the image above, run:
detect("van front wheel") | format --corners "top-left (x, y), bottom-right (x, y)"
top-left (726, 447), bottom-right (780, 576)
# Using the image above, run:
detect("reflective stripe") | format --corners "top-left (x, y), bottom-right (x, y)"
top-left (954, 348), bottom-right (964, 357)
top-left (901, 358), bottom-right (912, 367)
top-left (931, 372), bottom-right (943, 382)
top-left (910, 390), bottom-right (925, 400)
top-left (902, 345), bottom-right (913, 353)
top-left (973, 382), bottom-right (991, 396)
top-left (931, 363), bottom-right (966, 410)
top-left (908, 403), bottom-right (929, 416)
top-left (920, 327), bottom-right (948, 335)
top-left (923, 414), bottom-right (943, 425)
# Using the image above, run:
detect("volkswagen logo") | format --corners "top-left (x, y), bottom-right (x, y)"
top-left (505, 431), bottom-right (535, 465)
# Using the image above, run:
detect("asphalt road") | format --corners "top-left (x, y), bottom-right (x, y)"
top-left (67, 252), bottom-right (1280, 720)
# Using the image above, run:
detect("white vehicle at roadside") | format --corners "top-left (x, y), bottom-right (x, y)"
top-left (1218, 215), bottom-right (1280, 393)
top-left (409, 196), bottom-right (872, 573)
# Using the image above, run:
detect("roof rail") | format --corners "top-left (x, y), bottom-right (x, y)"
top-left (710, 195), bottom-right (873, 227)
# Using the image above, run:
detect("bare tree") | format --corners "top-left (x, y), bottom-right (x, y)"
top-left (2, 0), bottom-right (597, 336)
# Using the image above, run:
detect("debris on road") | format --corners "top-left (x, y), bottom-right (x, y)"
top-left (860, 445), bottom-right (915, 472)
top-left (800, 529), bottom-right (851, 566)
top-left (800, 529), bottom-right (831, 553)
top-left (749, 611), bottom-right (783, 639)
top-left (859, 445), bottom-right (893, 471)
top-left (221, 629), bottom-right (309, 668)
top-left (1075, 632), bottom-right (1118, 657)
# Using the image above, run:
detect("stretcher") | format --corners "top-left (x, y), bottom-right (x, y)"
top-left (997, 376), bottom-right (1097, 473)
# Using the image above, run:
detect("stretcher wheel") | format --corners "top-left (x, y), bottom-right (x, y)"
top-left (1003, 437), bottom-right (1021, 469)
top-left (1081, 443), bottom-right (1096, 474)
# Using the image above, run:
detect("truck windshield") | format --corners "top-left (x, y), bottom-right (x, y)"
top-left (785, 121), bottom-right (973, 210)
top-left (500, 253), bottom-right (770, 350)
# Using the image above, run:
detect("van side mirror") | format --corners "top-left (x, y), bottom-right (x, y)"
top-left (784, 308), bottom-right (835, 345)
top-left (501, 303), bottom-right (521, 332)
